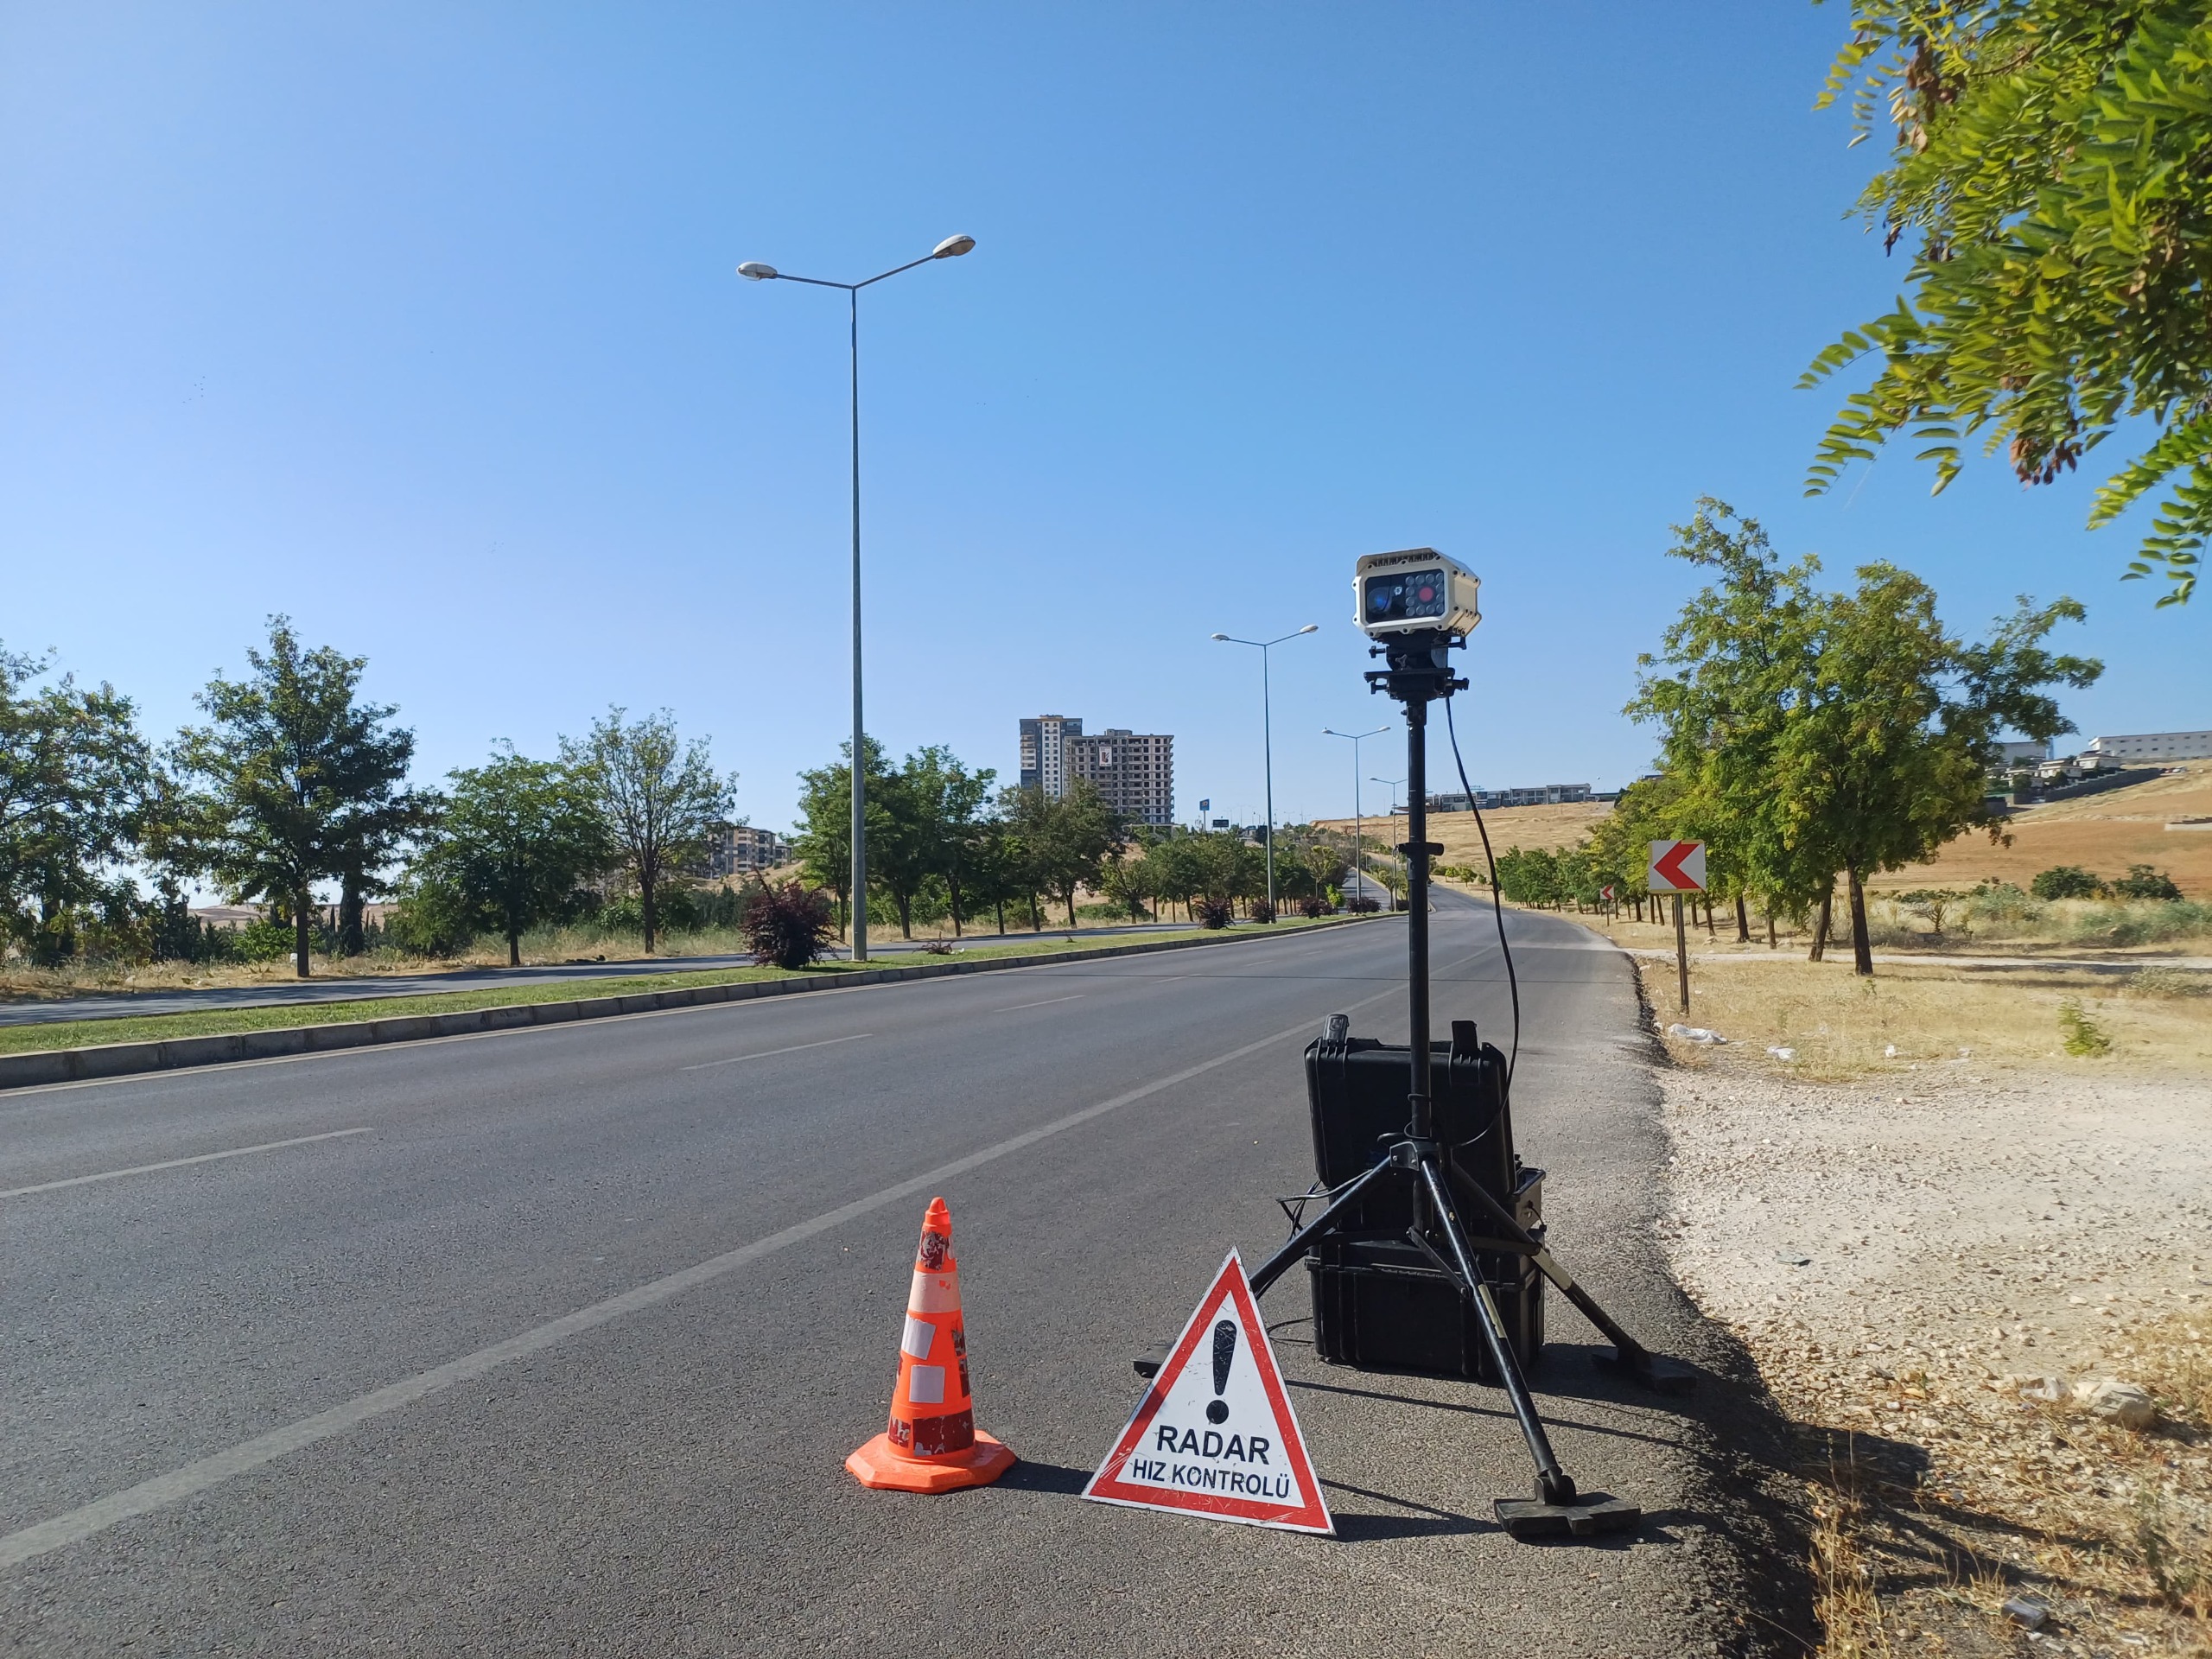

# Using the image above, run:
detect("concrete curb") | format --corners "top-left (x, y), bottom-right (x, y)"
top-left (0, 915), bottom-right (1389, 1092)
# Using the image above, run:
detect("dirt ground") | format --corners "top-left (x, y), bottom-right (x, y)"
top-left (1866, 768), bottom-right (2212, 901)
top-left (1658, 1036), bottom-right (2212, 1655)
top-left (1357, 767), bottom-right (2212, 899)
top-left (1313, 800), bottom-right (1612, 862)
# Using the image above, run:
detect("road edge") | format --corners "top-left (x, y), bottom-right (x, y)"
top-left (0, 914), bottom-right (1391, 1093)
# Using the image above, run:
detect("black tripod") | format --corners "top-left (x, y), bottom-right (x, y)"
top-left (1251, 629), bottom-right (1689, 1539)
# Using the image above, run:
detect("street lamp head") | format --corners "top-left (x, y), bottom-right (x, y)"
top-left (932, 233), bottom-right (976, 259)
top-left (1210, 632), bottom-right (1230, 641)
top-left (1297, 624), bottom-right (1319, 634)
top-left (736, 262), bottom-right (778, 281)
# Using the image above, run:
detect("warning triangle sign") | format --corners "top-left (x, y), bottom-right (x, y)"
top-left (1083, 1249), bottom-right (1332, 1535)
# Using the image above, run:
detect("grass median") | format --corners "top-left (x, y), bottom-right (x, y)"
top-left (0, 919), bottom-right (1357, 1058)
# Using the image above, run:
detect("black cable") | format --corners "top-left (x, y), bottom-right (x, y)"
top-left (1442, 695), bottom-right (1519, 1096)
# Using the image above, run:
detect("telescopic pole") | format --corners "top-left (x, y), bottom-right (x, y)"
top-left (1403, 701), bottom-right (1433, 1142)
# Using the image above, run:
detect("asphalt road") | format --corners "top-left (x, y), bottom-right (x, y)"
top-left (0, 892), bottom-right (1806, 1656)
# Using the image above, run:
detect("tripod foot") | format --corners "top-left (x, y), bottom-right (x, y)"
top-left (1132, 1344), bottom-right (1168, 1379)
top-left (1494, 1493), bottom-right (1643, 1541)
top-left (1593, 1346), bottom-right (1698, 1394)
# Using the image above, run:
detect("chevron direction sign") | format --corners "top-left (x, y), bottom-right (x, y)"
top-left (1647, 840), bottom-right (1706, 893)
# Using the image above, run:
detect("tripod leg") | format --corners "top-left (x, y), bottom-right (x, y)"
top-left (1135, 1157), bottom-right (1397, 1376)
top-left (1416, 1158), bottom-right (1575, 1505)
top-left (1247, 1157), bottom-right (1393, 1299)
top-left (1447, 1162), bottom-right (1695, 1394)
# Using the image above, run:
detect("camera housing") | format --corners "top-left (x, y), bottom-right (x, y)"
top-left (1353, 549), bottom-right (1482, 640)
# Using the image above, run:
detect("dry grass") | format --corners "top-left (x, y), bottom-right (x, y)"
top-left (1867, 766), bottom-right (2212, 900)
top-left (1793, 1311), bottom-right (2212, 1656)
top-left (1643, 954), bottom-right (2212, 1078)
top-left (1313, 801), bottom-right (1611, 863)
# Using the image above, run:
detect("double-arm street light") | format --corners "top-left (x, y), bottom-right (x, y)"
top-left (1210, 624), bottom-right (1318, 918)
top-left (1322, 724), bottom-right (1389, 906)
top-left (738, 232), bottom-right (976, 961)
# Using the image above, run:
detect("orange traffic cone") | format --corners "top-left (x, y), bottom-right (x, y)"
top-left (846, 1197), bottom-right (1017, 1493)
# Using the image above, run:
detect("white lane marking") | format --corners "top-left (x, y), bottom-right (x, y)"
top-left (0, 1128), bottom-right (375, 1201)
top-left (988, 995), bottom-right (1085, 1013)
top-left (0, 952), bottom-right (1471, 1573)
top-left (678, 1033), bottom-right (874, 1071)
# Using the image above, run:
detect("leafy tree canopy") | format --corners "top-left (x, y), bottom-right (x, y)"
top-left (408, 747), bottom-right (610, 964)
top-left (0, 644), bottom-right (155, 964)
top-left (562, 707), bottom-right (734, 957)
top-left (1804, 1), bottom-right (2212, 605)
top-left (168, 617), bottom-right (417, 977)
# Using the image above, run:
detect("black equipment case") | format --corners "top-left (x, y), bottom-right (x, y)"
top-left (1302, 1018), bottom-right (1544, 1382)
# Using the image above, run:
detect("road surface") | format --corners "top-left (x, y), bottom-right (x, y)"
top-left (0, 892), bottom-right (1805, 1656)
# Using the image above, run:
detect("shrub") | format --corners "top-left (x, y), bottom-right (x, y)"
top-left (742, 881), bottom-right (836, 969)
top-left (1345, 896), bottom-right (1382, 914)
top-left (2031, 865), bottom-right (2104, 900)
top-left (1967, 880), bottom-right (2038, 923)
top-left (2059, 1000), bottom-right (2113, 1057)
top-left (1247, 899), bottom-right (1275, 924)
top-left (2112, 864), bottom-right (2184, 901)
top-left (1195, 898), bottom-right (1233, 929)
top-left (2126, 966), bottom-right (2209, 999)
top-left (1299, 895), bottom-right (1333, 918)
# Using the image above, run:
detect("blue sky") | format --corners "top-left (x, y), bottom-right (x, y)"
top-left (3, 3), bottom-right (2197, 840)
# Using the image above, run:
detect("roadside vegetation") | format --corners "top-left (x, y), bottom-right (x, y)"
top-left (0, 916), bottom-right (1363, 1058)
top-left (3, 613), bottom-right (1400, 1004)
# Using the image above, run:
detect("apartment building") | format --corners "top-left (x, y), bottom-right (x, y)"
top-left (1066, 728), bottom-right (1176, 828)
top-left (705, 823), bottom-right (791, 877)
top-left (1018, 715), bottom-right (1082, 797)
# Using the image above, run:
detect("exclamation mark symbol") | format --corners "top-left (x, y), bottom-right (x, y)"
top-left (1206, 1319), bottom-right (1236, 1424)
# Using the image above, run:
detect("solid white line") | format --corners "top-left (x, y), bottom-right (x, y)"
top-left (0, 1128), bottom-right (375, 1200)
top-left (678, 1033), bottom-right (874, 1071)
top-left (0, 954), bottom-right (1465, 1573)
top-left (988, 995), bottom-right (1085, 1012)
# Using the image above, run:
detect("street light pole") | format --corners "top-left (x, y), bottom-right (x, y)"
top-left (1211, 625), bottom-right (1318, 918)
top-left (1372, 774), bottom-right (1409, 901)
top-left (738, 233), bottom-right (976, 961)
top-left (1323, 724), bottom-right (1389, 906)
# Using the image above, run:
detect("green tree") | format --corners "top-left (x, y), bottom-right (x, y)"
top-left (1097, 839), bottom-right (1156, 922)
top-left (561, 708), bottom-right (734, 956)
top-left (168, 618), bottom-right (416, 978)
top-left (1804, 3), bottom-right (2212, 605)
top-left (869, 746), bottom-right (997, 939)
top-left (0, 645), bottom-right (155, 964)
top-left (1036, 781), bottom-right (1121, 926)
top-left (1630, 504), bottom-right (2101, 973)
top-left (1776, 567), bottom-right (2101, 974)
top-left (409, 747), bottom-right (610, 965)
top-left (794, 738), bottom-right (892, 938)
top-left (1628, 503), bottom-right (1831, 933)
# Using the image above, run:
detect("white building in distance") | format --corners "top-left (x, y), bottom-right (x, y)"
top-left (2080, 730), bottom-right (2212, 764)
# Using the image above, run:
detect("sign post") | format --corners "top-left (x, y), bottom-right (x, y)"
top-left (1647, 841), bottom-right (1707, 1015)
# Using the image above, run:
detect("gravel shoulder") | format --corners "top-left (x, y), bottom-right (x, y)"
top-left (1658, 1057), bottom-right (2212, 1655)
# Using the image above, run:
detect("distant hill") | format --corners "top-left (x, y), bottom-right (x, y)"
top-left (1313, 767), bottom-right (2212, 899)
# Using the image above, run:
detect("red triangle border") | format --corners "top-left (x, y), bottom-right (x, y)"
top-left (1083, 1250), bottom-right (1332, 1535)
